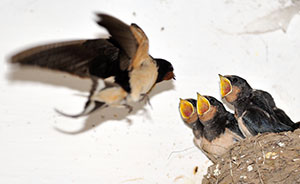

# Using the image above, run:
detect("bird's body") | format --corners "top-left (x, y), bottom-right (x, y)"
top-left (195, 94), bottom-right (244, 160)
top-left (252, 89), bottom-right (299, 128)
top-left (219, 75), bottom-right (297, 137)
top-left (179, 98), bottom-right (218, 163)
top-left (128, 57), bottom-right (158, 101)
top-left (11, 14), bottom-right (175, 117)
top-left (179, 95), bottom-right (244, 163)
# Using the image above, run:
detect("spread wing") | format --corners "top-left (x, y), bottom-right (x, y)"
top-left (129, 23), bottom-right (149, 69)
top-left (96, 14), bottom-right (140, 70)
top-left (11, 14), bottom-right (144, 77)
top-left (10, 39), bottom-right (120, 78)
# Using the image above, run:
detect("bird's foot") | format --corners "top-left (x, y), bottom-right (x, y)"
top-left (139, 93), bottom-right (152, 108)
top-left (123, 104), bottom-right (133, 113)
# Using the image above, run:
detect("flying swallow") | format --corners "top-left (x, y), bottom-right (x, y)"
top-left (219, 75), bottom-right (296, 137)
top-left (194, 93), bottom-right (245, 159)
top-left (10, 14), bottom-right (175, 117)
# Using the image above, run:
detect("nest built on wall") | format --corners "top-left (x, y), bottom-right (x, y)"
top-left (202, 129), bottom-right (300, 184)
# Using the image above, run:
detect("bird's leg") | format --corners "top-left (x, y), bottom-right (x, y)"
top-left (123, 104), bottom-right (133, 113)
top-left (139, 93), bottom-right (152, 108)
top-left (109, 104), bottom-right (133, 113)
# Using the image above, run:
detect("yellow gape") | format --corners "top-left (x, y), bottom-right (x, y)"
top-left (179, 99), bottom-right (194, 120)
top-left (196, 93), bottom-right (210, 116)
top-left (219, 74), bottom-right (232, 97)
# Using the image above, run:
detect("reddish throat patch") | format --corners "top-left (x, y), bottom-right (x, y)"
top-left (163, 71), bottom-right (175, 81)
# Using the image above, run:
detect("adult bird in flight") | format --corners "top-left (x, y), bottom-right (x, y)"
top-left (10, 13), bottom-right (175, 117)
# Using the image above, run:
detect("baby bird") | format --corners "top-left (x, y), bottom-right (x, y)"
top-left (179, 98), bottom-right (219, 162)
top-left (179, 95), bottom-right (244, 163)
top-left (194, 93), bottom-right (244, 160)
top-left (179, 98), bottom-right (203, 138)
top-left (219, 75), bottom-right (296, 137)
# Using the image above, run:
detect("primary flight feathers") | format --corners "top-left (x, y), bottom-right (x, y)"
top-left (11, 13), bottom-right (175, 117)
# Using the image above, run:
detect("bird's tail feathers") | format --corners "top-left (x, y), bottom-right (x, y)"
top-left (55, 100), bottom-right (106, 118)
top-left (55, 77), bottom-right (108, 118)
top-left (293, 121), bottom-right (300, 129)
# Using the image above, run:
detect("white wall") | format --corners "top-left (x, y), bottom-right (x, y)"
top-left (1, 0), bottom-right (300, 183)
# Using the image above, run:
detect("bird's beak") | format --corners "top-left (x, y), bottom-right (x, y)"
top-left (179, 98), bottom-right (194, 119)
top-left (196, 93), bottom-right (210, 116)
top-left (219, 74), bottom-right (232, 97)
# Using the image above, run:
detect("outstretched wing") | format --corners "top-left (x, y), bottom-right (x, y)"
top-left (10, 39), bottom-right (120, 78)
top-left (96, 14), bottom-right (139, 70)
top-left (96, 14), bottom-right (149, 70)
top-left (129, 23), bottom-right (149, 69)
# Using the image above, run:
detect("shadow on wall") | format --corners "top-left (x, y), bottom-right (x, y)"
top-left (7, 66), bottom-right (175, 134)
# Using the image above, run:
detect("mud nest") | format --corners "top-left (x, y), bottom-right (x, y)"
top-left (202, 129), bottom-right (300, 184)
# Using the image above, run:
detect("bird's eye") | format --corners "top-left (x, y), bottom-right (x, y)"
top-left (210, 98), bottom-right (215, 103)
top-left (232, 78), bottom-right (238, 83)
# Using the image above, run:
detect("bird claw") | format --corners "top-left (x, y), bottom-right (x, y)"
top-left (139, 94), bottom-right (152, 108)
top-left (123, 104), bottom-right (133, 113)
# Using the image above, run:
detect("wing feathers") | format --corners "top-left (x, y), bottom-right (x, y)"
top-left (242, 106), bottom-right (293, 135)
top-left (96, 14), bottom-right (138, 60)
top-left (11, 39), bottom-right (118, 78)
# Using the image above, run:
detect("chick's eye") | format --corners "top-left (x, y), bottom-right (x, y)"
top-left (232, 78), bottom-right (238, 83)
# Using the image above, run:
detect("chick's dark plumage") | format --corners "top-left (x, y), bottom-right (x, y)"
top-left (194, 94), bottom-right (244, 161)
top-left (219, 75), bottom-right (297, 137)
top-left (179, 98), bottom-right (221, 162)
top-left (179, 94), bottom-right (244, 163)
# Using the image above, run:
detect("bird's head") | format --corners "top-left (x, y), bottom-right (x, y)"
top-left (196, 93), bottom-right (226, 123)
top-left (179, 98), bottom-right (198, 128)
top-left (219, 74), bottom-right (252, 104)
top-left (155, 58), bottom-right (175, 83)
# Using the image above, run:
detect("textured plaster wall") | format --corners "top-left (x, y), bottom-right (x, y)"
top-left (1, 0), bottom-right (300, 183)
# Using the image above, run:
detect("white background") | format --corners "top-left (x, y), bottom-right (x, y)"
top-left (1, 0), bottom-right (300, 183)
